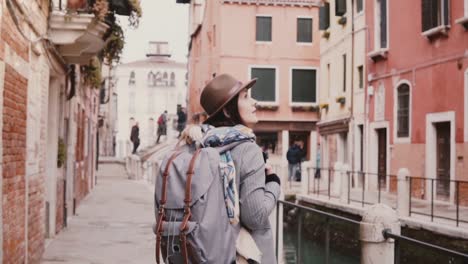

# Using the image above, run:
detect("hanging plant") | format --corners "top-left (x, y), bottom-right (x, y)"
top-left (82, 57), bottom-right (102, 88)
top-left (57, 138), bottom-right (67, 168)
top-left (128, 0), bottom-right (142, 28)
top-left (101, 21), bottom-right (125, 64)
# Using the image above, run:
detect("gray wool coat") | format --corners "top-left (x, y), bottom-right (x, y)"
top-left (231, 142), bottom-right (281, 264)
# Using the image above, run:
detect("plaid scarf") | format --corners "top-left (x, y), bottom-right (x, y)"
top-left (201, 125), bottom-right (256, 225)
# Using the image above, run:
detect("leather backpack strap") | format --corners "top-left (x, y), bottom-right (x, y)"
top-left (179, 149), bottom-right (202, 264)
top-left (155, 150), bottom-right (182, 264)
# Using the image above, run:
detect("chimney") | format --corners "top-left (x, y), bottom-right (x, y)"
top-left (146, 41), bottom-right (171, 57)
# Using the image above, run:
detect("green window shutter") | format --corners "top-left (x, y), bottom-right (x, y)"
top-left (251, 68), bottom-right (276, 102)
top-left (256, 17), bottom-right (272, 41)
top-left (292, 69), bottom-right (316, 103)
top-left (336, 0), bottom-right (347, 16)
top-left (319, 3), bottom-right (330, 30)
top-left (297, 18), bottom-right (313, 43)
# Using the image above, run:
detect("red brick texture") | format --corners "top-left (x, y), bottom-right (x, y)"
top-left (28, 176), bottom-right (45, 264)
top-left (1, 5), bottom-right (29, 61)
top-left (3, 65), bottom-right (27, 264)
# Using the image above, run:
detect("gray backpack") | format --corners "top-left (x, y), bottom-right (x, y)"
top-left (154, 145), bottom-right (236, 264)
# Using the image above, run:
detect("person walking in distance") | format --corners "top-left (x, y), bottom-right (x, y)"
top-left (177, 107), bottom-right (187, 138)
top-left (156, 110), bottom-right (168, 143)
top-left (130, 122), bottom-right (140, 154)
top-left (287, 139), bottom-right (305, 181)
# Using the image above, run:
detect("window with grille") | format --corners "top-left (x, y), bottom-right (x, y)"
top-left (256, 16), bottom-right (272, 41)
top-left (397, 84), bottom-right (410, 137)
top-left (421, 0), bottom-right (450, 32)
top-left (291, 69), bottom-right (317, 104)
top-left (297, 18), bottom-right (312, 43)
top-left (251, 68), bottom-right (276, 103)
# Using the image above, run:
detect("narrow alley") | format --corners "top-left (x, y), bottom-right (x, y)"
top-left (41, 162), bottom-right (155, 264)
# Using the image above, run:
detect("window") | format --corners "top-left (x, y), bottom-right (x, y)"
top-left (397, 84), bottom-right (410, 137)
top-left (155, 72), bottom-right (162, 86)
top-left (185, 72), bottom-right (188, 86)
top-left (297, 18), bottom-right (313, 43)
top-left (163, 72), bottom-right (168, 86)
top-left (291, 69), bottom-right (317, 104)
top-left (358, 65), bottom-right (364, 89)
top-left (170, 72), bottom-right (175, 86)
top-left (319, 2), bottom-right (330, 30)
top-left (422, 0), bottom-right (450, 32)
top-left (129, 71), bottom-right (136, 85)
top-left (256, 16), bottom-right (272, 42)
top-left (148, 72), bottom-right (156, 87)
top-left (336, 0), bottom-right (347, 16)
top-left (343, 54), bottom-right (347, 92)
top-left (357, 0), bottom-right (363, 13)
top-left (375, 0), bottom-right (388, 49)
top-left (250, 67), bottom-right (276, 103)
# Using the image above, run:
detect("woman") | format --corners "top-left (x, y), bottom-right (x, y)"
top-left (198, 74), bottom-right (281, 264)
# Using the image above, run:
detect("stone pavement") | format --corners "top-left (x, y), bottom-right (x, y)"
top-left (41, 162), bottom-right (155, 264)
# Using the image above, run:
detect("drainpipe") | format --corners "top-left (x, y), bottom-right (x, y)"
top-left (350, 0), bottom-right (356, 174)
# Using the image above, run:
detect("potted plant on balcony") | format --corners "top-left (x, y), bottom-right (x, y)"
top-left (336, 96), bottom-right (346, 105)
top-left (322, 30), bottom-right (330, 39)
top-left (319, 103), bottom-right (329, 111)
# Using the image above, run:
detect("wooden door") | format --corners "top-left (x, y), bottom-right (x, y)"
top-left (377, 129), bottom-right (387, 189)
top-left (436, 122), bottom-right (450, 200)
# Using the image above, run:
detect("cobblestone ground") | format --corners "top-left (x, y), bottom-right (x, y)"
top-left (41, 163), bottom-right (155, 264)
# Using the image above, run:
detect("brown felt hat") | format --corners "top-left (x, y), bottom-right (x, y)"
top-left (200, 74), bottom-right (257, 123)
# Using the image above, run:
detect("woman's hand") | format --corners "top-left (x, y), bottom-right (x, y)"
top-left (265, 163), bottom-right (274, 175)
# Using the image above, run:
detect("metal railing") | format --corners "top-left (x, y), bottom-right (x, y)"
top-left (306, 167), bottom-right (397, 208)
top-left (276, 200), bottom-right (361, 264)
top-left (275, 200), bottom-right (468, 264)
top-left (383, 229), bottom-right (468, 264)
top-left (408, 176), bottom-right (468, 227)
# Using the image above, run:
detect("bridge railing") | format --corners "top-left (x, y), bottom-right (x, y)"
top-left (275, 200), bottom-right (468, 264)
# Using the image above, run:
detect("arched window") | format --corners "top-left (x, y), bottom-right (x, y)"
top-left (129, 71), bottom-right (136, 85)
top-left (397, 83), bottom-right (410, 138)
top-left (163, 72), bottom-right (168, 86)
top-left (170, 72), bottom-right (175, 86)
top-left (148, 71), bottom-right (156, 87)
top-left (154, 72), bottom-right (161, 86)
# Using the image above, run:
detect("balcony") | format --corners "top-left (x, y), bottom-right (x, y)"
top-left (48, 0), bottom-right (135, 64)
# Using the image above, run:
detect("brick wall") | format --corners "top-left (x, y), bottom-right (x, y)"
top-left (3, 65), bottom-right (27, 263)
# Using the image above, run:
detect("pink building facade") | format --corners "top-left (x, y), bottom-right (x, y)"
top-left (366, 0), bottom-right (468, 204)
top-left (182, 0), bottom-right (321, 159)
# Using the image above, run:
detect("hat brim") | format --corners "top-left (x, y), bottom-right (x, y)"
top-left (203, 78), bottom-right (257, 124)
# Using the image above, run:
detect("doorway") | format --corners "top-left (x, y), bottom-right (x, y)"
top-left (435, 122), bottom-right (450, 201)
top-left (377, 128), bottom-right (387, 190)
